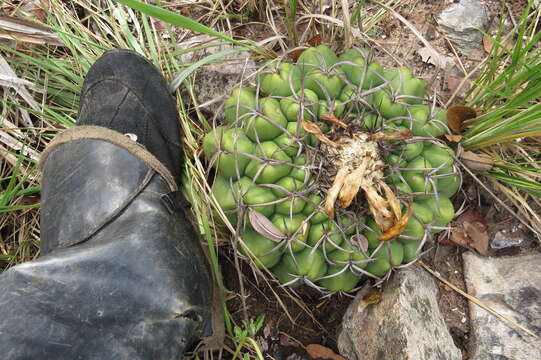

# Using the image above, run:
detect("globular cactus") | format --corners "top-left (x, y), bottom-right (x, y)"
top-left (203, 45), bottom-right (461, 294)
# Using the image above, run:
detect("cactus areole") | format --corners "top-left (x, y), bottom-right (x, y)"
top-left (203, 45), bottom-right (461, 293)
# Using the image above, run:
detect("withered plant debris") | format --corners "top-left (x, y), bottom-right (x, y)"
top-left (307, 118), bottom-right (412, 241)
top-left (441, 209), bottom-right (489, 255)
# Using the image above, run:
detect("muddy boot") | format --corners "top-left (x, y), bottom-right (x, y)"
top-left (0, 49), bottom-right (221, 359)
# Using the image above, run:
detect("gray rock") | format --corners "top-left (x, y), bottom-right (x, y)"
top-left (491, 229), bottom-right (524, 249)
top-left (176, 35), bottom-right (257, 120)
top-left (463, 252), bottom-right (541, 360)
top-left (437, 0), bottom-right (489, 55)
top-left (338, 266), bottom-right (462, 360)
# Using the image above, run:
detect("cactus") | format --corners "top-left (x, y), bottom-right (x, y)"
top-left (203, 45), bottom-right (461, 293)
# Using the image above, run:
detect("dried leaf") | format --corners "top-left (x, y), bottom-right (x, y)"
top-left (0, 16), bottom-right (63, 46)
top-left (442, 224), bottom-right (467, 247)
top-left (442, 209), bottom-right (489, 255)
top-left (306, 344), bottom-right (346, 360)
top-left (325, 167), bottom-right (349, 217)
top-left (339, 157), bottom-right (370, 208)
top-left (370, 130), bottom-right (412, 142)
top-left (364, 183), bottom-right (394, 232)
top-left (417, 46), bottom-right (455, 70)
top-left (447, 105), bottom-right (476, 134)
top-left (379, 202), bottom-right (413, 241)
top-left (307, 34), bottom-right (322, 46)
top-left (464, 221), bottom-right (489, 255)
top-left (302, 120), bottom-right (338, 148)
top-left (248, 209), bottom-right (286, 242)
top-left (320, 113), bottom-right (348, 128)
top-left (460, 151), bottom-right (494, 172)
top-left (380, 181), bottom-right (402, 222)
top-left (444, 134), bottom-right (463, 143)
top-left (291, 48), bottom-right (305, 62)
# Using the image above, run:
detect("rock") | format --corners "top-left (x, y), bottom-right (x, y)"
top-left (463, 252), bottom-right (541, 359)
top-left (177, 35), bottom-right (257, 120)
top-left (338, 266), bottom-right (462, 360)
top-left (491, 229), bottom-right (524, 249)
top-left (437, 0), bottom-right (489, 55)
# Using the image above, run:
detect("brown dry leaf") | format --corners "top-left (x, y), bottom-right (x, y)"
top-left (444, 134), bottom-right (463, 143)
top-left (325, 167), bottom-right (349, 217)
top-left (442, 224), bottom-right (468, 247)
top-left (0, 15), bottom-right (63, 46)
top-left (339, 157), bottom-right (370, 208)
top-left (381, 181), bottom-right (402, 222)
top-left (379, 202), bottom-right (413, 241)
top-left (291, 48), bottom-right (305, 62)
top-left (308, 34), bottom-right (322, 46)
top-left (370, 129), bottom-right (412, 142)
top-left (302, 120), bottom-right (337, 147)
top-left (463, 221), bottom-right (489, 255)
top-left (320, 113), bottom-right (347, 128)
top-left (306, 344), bottom-right (346, 360)
top-left (442, 209), bottom-right (489, 255)
top-left (417, 46), bottom-right (455, 70)
top-left (447, 105), bottom-right (477, 134)
top-left (460, 151), bottom-right (494, 172)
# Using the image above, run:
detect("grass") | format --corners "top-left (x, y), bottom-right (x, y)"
top-left (460, 0), bottom-right (541, 235)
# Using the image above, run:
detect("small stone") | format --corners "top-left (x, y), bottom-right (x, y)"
top-left (437, 0), bottom-right (489, 55)
top-left (463, 252), bottom-right (541, 359)
top-left (491, 230), bottom-right (524, 249)
top-left (337, 266), bottom-right (462, 360)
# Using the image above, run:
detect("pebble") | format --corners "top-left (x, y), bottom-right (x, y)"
top-left (437, 0), bottom-right (489, 55)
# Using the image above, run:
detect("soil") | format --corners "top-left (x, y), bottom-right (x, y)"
top-left (222, 253), bottom-right (351, 358)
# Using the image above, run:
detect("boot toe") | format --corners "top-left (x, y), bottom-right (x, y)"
top-left (77, 49), bottom-right (182, 181)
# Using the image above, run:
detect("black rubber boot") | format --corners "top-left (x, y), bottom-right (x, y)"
top-left (0, 50), bottom-right (218, 359)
